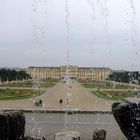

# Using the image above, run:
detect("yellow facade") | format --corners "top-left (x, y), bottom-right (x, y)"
top-left (27, 66), bottom-right (112, 81)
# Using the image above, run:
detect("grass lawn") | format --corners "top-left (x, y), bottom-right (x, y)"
top-left (0, 88), bottom-right (45, 100)
top-left (0, 80), bottom-right (57, 88)
top-left (81, 83), bottom-right (113, 89)
top-left (0, 81), bottom-right (33, 87)
top-left (92, 91), bottom-right (134, 100)
top-left (80, 81), bottom-right (136, 89)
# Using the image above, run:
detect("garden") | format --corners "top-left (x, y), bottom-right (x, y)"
top-left (92, 91), bottom-right (134, 100)
top-left (80, 81), bottom-right (136, 89)
top-left (0, 88), bottom-right (44, 100)
top-left (0, 80), bottom-right (58, 88)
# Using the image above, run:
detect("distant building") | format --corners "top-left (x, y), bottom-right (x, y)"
top-left (27, 66), bottom-right (112, 81)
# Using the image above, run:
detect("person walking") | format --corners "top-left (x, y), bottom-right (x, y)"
top-left (59, 98), bottom-right (63, 106)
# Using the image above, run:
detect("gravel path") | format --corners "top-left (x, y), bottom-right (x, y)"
top-left (0, 81), bottom-right (113, 111)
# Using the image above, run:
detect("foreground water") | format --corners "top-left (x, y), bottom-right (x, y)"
top-left (25, 113), bottom-right (127, 140)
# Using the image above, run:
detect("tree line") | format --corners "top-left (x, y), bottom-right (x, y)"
top-left (108, 71), bottom-right (140, 84)
top-left (0, 69), bottom-right (31, 82)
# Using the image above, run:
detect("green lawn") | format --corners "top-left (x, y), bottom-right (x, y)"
top-left (80, 81), bottom-right (136, 89)
top-left (92, 91), bottom-right (134, 100)
top-left (0, 88), bottom-right (45, 100)
top-left (0, 80), bottom-right (57, 88)
top-left (0, 80), bottom-right (57, 100)
top-left (0, 81), bottom-right (33, 87)
top-left (81, 83), bottom-right (113, 89)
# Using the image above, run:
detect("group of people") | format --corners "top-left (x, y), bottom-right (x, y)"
top-left (33, 98), bottom-right (67, 107)
top-left (34, 98), bottom-right (43, 106)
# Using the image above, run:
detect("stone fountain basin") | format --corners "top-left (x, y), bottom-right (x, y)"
top-left (112, 98), bottom-right (140, 140)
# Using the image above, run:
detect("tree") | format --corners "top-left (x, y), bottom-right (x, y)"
top-left (108, 71), bottom-right (140, 84)
top-left (0, 69), bottom-right (31, 82)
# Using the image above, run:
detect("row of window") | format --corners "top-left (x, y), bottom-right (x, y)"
top-left (29, 72), bottom-right (109, 75)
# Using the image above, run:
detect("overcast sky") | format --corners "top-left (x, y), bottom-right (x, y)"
top-left (0, 0), bottom-right (140, 70)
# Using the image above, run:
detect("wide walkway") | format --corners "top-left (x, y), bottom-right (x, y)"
top-left (0, 81), bottom-right (113, 111)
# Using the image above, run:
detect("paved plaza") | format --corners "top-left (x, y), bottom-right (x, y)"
top-left (0, 81), bottom-right (113, 111)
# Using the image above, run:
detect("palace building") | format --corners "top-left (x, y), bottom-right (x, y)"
top-left (27, 66), bottom-right (112, 81)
